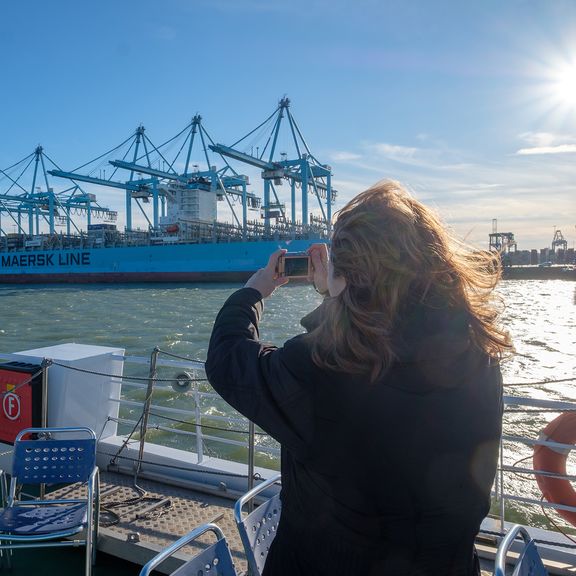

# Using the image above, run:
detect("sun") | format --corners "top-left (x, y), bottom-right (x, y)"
top-left (551, 62), bottom-right (576, 109)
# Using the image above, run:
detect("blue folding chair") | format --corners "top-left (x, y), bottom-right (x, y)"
top-left (139, 522), bottom-right (237, 576)
top-left (0, 427), bottom-right (100, 576)
top-left (494, 524), bottom-right (548, 576)
top-left (234, 474), bottom-right (281, 576)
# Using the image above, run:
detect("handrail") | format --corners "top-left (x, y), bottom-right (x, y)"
top-left (496, 395), bottom-right (576, 539)
top-left (113, 352), bottom-right (576, 543)
top-left (116, 352), bottom-right (277, 467)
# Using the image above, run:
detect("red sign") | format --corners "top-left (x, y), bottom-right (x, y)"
top-left (0, 369), bottom-right (36, 444)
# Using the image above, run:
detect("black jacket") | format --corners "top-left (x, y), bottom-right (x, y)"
top-left (205, 288), bottom-right (503, 576)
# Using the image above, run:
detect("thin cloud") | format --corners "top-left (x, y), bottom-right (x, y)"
top-left (515, 131), bottom-right (576, 155)
top-left (369, 142), bottom-right (420, 162)
top-left (328, 151), bottom-right (362, 162)
top-left (516, 144), bottom-right (576, 155)
top-left (328, 140), bottom-right (575, 250)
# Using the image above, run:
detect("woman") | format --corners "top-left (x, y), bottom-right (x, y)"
top-left (205, 180), bottom-right (511, 575)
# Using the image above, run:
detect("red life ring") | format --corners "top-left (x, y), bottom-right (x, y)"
top-left (533, 411), bottom-right (576, 526)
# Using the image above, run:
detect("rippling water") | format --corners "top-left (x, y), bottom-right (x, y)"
top-left (1, 280), bottom-right (573, 386)
top-left (0, 282), bottom-right (322, 361)
top-left (1, 279), bottom-right (575, 528)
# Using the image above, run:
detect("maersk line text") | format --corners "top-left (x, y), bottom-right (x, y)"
top-left (1, 252), bottom-right (90, 267)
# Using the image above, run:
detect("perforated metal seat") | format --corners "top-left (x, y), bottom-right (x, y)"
top-left (0, 427), bottom-right (99, 576)
top-left (234, 474), bottom-right (281, 576)
top-left (139, 522), bottom-right (237, 576)
top-left (494, 524), bottom-right (548, 576)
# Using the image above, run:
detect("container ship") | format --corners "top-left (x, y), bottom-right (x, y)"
top-left (0, 98), bottom-right (335, 284)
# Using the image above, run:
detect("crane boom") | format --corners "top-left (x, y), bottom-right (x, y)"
top-left (49, 170), bottom-right (151, 192)
top-left (109, 160), bottom-right (179, 181)
top-left (209, 144), bottom-right (274, 170)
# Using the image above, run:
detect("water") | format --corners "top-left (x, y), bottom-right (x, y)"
top-left (1, 279), bottom-right (575, 528)
top-left (1, 280), bottom-right (573, 385)
top-left (0, 283), bottom-right (322, 361)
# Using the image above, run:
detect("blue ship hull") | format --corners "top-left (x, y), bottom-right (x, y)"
top-left (0, 239), bottom-right (318, 283)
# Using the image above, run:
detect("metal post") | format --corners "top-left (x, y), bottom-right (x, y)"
top-left (39, 359), bottom-right (51, 500)
top-left (40, 359), bottom-right (50, 429)
top-left (194, 383), bottom-right (204, 464)
top-left (247, 420), bottom-right (255, 512)
top-left (264, 180), bottom-right (270, 235)
top-left (135, 347), bottom-right (159, 486)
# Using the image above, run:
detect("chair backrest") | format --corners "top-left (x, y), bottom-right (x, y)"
top-left (494, 524), bottom-right (548, 576)
top-left (12, 427), bottom-right (96, 485)
top-left (234, 474), bottom-right (281, 576)
top-left (139, 523), bottom-right (236, 576)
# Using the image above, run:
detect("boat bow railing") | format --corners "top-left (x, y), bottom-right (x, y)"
top-left (109, 349), bottom-right (279, 492)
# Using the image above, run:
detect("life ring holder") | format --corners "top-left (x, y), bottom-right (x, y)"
top-left (533, 411), bottom-right (576, 527)
top-left (172, 371), bottom-right (194, 393)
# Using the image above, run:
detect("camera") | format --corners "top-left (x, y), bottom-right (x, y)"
top-left (277, 252), bottom-right (311, 278)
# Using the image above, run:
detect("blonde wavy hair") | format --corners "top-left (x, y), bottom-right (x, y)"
top-left (311, 180), bottom-right (512, 381)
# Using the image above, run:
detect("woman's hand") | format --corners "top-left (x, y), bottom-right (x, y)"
top-left (245, 248), bottom-right (289, 298)
top-left (308, 243), bottom-right (329, 295)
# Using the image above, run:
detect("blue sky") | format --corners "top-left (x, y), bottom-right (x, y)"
top-left (1, 0), bottom-right (575, 249)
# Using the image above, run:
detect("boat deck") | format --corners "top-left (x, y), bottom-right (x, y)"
top-left (51, 470), bottom-right (249, 575)
top-left (42, 470), bottom-right (503, 575)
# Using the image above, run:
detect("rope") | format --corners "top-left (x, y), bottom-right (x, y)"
top-left (504, 377), bottom-right (576, 387)
top-left (100, 493), bottom-right (173, 528)
top-left (147, 411), bottom-right (269, 436)
top-left (152, 348), bottom-right (204, 364)
top-left (21, 359), bottom-right (575, 389)
top-left (0, 366), bottom-right (45, 398)
top-left (49, 361), bottom-right (208, 383)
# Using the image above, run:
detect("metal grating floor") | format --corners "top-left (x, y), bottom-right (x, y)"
top-left (50, 470), bottom-right (249, 575)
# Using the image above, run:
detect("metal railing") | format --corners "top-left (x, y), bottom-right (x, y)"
top-left (495, 395), bottom-right (576, 537)
top-left (113, 348), bottom-right (576, 537)
top-left (114, 349), bottom-right (280, 488)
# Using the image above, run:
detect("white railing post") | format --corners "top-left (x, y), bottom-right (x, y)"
top-left (194, 380), bottom-right (204, 464)
top-left (499, 435), bottom-right (505, 534)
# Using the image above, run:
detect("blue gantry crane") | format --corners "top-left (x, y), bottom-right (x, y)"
top-left (49, 126), bottom-right (167, 232)
top-left (3, 99), bottom-right (335, 246)
top-left (0, 146), bottom-right (116, 240)
top-left (105, 115), bottom-right (260, 237)
top-left (209, 97), bottom-right (336, 233)
top-left (49, 119), bottom-right (259, 238)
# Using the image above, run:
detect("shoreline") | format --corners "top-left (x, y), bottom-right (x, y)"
top-left (502, 265), bottom-right (576, 281)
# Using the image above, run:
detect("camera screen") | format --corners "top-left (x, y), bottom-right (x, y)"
top-left (284, 257), bottom-right (309, 277)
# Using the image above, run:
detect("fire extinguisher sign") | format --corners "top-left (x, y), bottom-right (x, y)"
top-left (0, 366), bottom-right (40, 444)
top-left (3, 390), bottom-right (21, 420)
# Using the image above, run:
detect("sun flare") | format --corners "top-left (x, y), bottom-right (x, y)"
top-left (551, 62), bottom-right (576, 108)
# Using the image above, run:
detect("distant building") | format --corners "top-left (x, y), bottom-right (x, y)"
top-left (509, 250), bottom-right (531, 266)
top-left (488, 226), bottom-right (574, 266)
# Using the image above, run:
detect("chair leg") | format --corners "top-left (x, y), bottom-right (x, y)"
top-left (93, 487), bottom-right (100, 565)
top-left (91, 519), bottom-right (98, 567)
top-left (0, 542), bottom-right (13, 571)
top-left (86, 522), bottom-right (94, 576)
